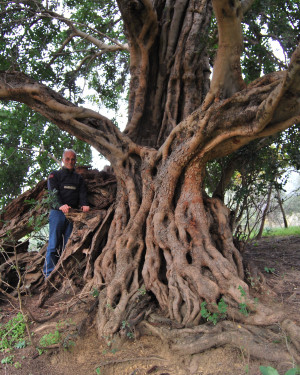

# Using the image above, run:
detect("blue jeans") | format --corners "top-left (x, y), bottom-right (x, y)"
top-left (43, 209), bottom-right (73, 278)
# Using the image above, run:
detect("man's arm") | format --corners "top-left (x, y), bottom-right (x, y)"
top-left (78, 176), bottom-right (90, 212)
top-left (47, 172), bottom-right (63, 209)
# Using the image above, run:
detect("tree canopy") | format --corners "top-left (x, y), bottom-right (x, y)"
top-left (0, 0), bottom-right (299, 207)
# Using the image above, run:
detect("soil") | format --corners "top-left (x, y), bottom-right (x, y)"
top-left (0, 235), bottom-right (299, 375)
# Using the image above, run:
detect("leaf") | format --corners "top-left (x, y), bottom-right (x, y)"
top-left (259, 366), bottom-right (280, 375)
top-left (14, 340), bottom-right (26, 349)
top-left (285, 369), bottom-right (300, 375)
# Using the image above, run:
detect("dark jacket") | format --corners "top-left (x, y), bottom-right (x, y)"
top-left (47, 167), bottom-right (88, 209)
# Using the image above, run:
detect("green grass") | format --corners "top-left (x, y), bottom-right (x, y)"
top-left (262, 226), bottom-right (300, 237)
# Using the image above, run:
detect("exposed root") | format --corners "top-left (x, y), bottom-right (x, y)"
top-left (27, 309), bottom-right (60, 323)
top-left (139, 317), bottom-right (300, 365)
top-left (92, 355), bottom-right (166, 372)
top-left (282, 320), bottom-right (300, 358)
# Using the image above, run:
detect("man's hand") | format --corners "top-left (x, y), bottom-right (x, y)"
top-left (81, 206), bottom-right (90, 212)
top-left (59, 204), bottom-right (71, 213)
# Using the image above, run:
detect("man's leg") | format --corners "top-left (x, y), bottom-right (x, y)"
top-left (57, 219), bottom-right (73, 258)
top-left (43, 210), bottom-right (66, 278)
top-left (63, 220), bottom-right (73, 249)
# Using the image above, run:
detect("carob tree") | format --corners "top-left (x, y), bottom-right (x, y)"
top-left (0, 0), bottom-right (300, 364)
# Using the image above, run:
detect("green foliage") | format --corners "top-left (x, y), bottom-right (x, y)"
top-left (200, 298), bottom-right (228, 325)
top-left (242, 1), bottom-right (299, 82)
top-left (38, 320), bottom-right (76, 351)
top-left (260, 366), bottom-right (300, 375)
top-left (121, 320), bottom-right (134, 339)
top-left (0, 103), bottom-right (92, 210)
top-left (238, 286), bottom-right (250, 317)
top-left (0, 0), bottom-right (128, 109)
top-left (14, 340), bottom-right (26, 349)
top-left (138, 285), bottom-right (147, 296)
top-left (264, 267), bottom-right (275, 274)
top-left (39, 330), bottom-right (61, 347)
top-left (62, 334), bottom-right (76, 350)
top-left (207, 124), bottom-right (300, 241)
top-left (91, 287), bottom-right (100, 298)
top-left (1, 355), bottom-right (14, 364)
top-left (207, 124), bottom-right (300, 201)
top-left (25, 190), bottom-right (59, 233)
top-left (14, 361), bottom-right (22, 369)
top-left (0, 313), bottom-right (27, 351)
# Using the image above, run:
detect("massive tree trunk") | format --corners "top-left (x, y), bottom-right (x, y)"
top-left (0, 0), bottom-right (300, 363)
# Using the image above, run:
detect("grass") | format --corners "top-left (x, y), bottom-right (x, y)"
top-left (262, 226), bottom-right (300, 237)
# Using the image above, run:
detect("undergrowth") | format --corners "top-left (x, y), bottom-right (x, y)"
top-left (260, 366), bottom-right (300, 375)
top-left (262, 226), bottom-right (300, 237)
top-left (0, 312), bottom-right (27, 351)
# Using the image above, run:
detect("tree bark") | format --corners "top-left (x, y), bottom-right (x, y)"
top-left (256, 183), bottom-right (272, 240)
top-left (0, 0), bottom-right (300, 363)
top-left (276, 187), bottom-right (288, 228)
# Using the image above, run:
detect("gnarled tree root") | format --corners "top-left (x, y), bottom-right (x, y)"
top-left (139, 318), bottom-right (300, 365)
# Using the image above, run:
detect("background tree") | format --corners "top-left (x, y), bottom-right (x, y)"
top-left (0, 0), bottom-right (300, 363)
top-left (212, 128), bottom-right (300, 239)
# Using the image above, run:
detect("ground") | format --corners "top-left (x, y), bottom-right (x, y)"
top-left (0, 235), bottom-right (299, 375)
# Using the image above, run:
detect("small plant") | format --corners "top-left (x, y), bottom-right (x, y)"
top-left (200, 298), bottom-right (228, 325)
top-left (121, 320), bottom-right (135, 339)
top-left (264, 267), bottom-right (275, 274)
top-left (1, 355), bottom-right (14, 364)
top-left (238, 286), bottom-right (250, 316)
top-left (0, 312), bottom-right (27, 351)
top-left (37, 347), bottom-right (44, 355)
top-left (14, 361), bottom-right (22, 369)
top-left (62, 333), bottom-right (76, 350)
top-left (238, 285), bottom-right (246, 297)
top-left (239, 302), bottom-right (249, 316)
top-left (259, 366), bottom-right (300, 375)
top-left (91, 287), bottom-right (99, 298)
top-left (138, 285), bottom-right (147, 296)
top-left (106, 303), bottom-right (114, 310)
top-left (14, 339), bottom-right (26, 349)
top-left (95, 367), bottom-right (101, 374)
top-left (121, 320), bottom-right (129, 329)
top-left (39, 329), bottom-right (61, 347)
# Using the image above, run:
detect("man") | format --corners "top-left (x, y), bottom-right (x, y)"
top-left (43, 149), bottom-right (90, 278)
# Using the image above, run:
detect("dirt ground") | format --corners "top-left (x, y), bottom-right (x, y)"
top-left (0, 235), bottom-right (299, 375)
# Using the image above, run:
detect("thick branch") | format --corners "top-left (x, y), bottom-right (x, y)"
top-left (120, 0), bottom-right (159, 134)
top-left (0, 71), bottom-right (141, 167)
top-left (203, 0), bottom-right (246, 109)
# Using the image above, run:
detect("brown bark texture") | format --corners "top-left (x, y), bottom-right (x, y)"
top-left (0, 0), bottom-right (300, 363)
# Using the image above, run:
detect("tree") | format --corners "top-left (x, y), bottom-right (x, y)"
top-left (221, 133), bottom-right (300, 238)
top-left (0, 0), bottom-right (300, 363)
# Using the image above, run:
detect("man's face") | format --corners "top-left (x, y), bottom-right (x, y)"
top-left (63, 151), bottom-right (76, 170)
